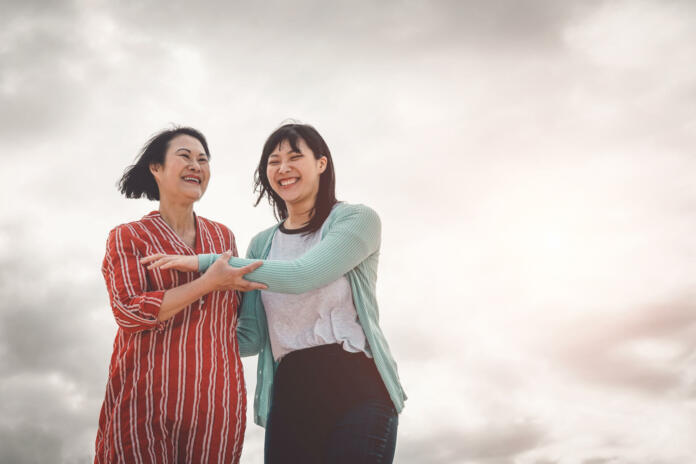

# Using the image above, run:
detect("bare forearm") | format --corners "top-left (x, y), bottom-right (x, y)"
top-left (156, 275), bottom-right (214, 322)
top-left (141, 253), bottom-right (265, 323)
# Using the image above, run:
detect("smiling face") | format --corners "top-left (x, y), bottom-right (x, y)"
top-left (266, 137), bottom-right (327, 207)
top-left (149, 134), bottom-right (210, 203)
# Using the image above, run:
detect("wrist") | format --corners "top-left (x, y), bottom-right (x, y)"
top-left (198, 272), bottom-right (218, 293)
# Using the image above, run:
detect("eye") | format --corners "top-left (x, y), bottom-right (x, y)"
top-left (198, 158), bottom-right (208, 163)
top-left (291, 154), bottom-right (303, 160)
top-left (268, 160), bottom-right (280, 165)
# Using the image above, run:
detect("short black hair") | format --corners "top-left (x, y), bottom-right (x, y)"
top-left (118, 126), bottom-right (210, 201)
top-left (254, 123), bottom-right (337, 235)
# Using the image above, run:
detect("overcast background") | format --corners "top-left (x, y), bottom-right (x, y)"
top-left (1, 0), bottom-right (695, 463)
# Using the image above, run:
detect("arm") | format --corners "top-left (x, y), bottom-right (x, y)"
top-left (237, 291), bottom-right (263, 356)
top-left (155, 274), bottom-right (222, 323)
top-left (102, 227), bottom-right (166, 333)
top-left (158, 251), bottom-right (265, 322)
top-left (199, 205), bottom-right (380, 294)
top-left (103, 229), bottom-right (264, 334)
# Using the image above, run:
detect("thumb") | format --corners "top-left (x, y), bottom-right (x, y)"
top-left (215, 251), bottom-right (232, 264)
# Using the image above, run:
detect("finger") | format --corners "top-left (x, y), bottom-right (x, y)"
top-left (147, 257), bottom-right (171, 269)
top-left (215, 251), bottom-right (232, 264)
top-left (140, 254), bottom-right (163, 264)
top-left (242, 282), bottom-right (267, 291)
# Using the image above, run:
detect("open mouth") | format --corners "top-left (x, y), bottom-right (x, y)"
top-left (278, 177), bottom-right (299, 188)
top-left (183, 176), bottom-right (201, 184)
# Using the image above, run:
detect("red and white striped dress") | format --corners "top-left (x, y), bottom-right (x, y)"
top-left (95, 211), bottom-right (246, 464)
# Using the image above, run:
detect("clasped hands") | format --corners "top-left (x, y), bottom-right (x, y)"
top-left (140, 252), bottom-right (267, 292)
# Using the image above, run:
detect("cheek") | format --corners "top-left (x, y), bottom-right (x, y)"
top-left (162, 166), bottom-right (178, 184)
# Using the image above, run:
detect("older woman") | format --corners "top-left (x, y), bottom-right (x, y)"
top-left (94, 127), bottom-right (266, 464)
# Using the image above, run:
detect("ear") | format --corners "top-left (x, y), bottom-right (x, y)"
top-left (149, 163), bottom-right (162, 179)
top-left (318, 156), bottom-right (328, 173)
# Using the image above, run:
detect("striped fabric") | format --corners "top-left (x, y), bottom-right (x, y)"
top-left (95, 211), bottom-right (246, 464)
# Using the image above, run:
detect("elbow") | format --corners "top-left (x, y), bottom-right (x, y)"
top-left (114, 317), bottom-right (158, 335)
top-left (112, 305), bottom-right (163, 335)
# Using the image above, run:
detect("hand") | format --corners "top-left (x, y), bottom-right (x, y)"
top-left (201, 251), bottom-right (267, 292)
top-left (141, 254), bottom-right (198, 272)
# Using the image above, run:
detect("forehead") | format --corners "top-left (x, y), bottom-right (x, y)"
top-left (168, 134), bottom-right (207, 154)
top-left (270, 137), bottom-right (311, 156)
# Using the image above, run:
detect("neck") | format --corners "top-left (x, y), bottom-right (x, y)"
top-left (284, 196), bottom-right (316, 230)
top-left (158, 198), bottom-right (195, 237)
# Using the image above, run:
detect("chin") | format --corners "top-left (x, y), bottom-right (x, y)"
top-left (183, 190), bottom-right (204, 202)
top-left (277, 192), bottom-right (300, 204)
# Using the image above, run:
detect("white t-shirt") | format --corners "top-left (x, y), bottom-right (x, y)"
top-left (260, 222), bottom-right (369, 361)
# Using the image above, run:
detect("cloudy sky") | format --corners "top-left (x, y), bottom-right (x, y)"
top-left (1, 0), bottom-right (695, 463)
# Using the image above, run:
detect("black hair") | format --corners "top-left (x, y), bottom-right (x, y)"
top-left (118, 126), bottom-right (210, 201)
top-left (254, 123), bottom-right (338, 234)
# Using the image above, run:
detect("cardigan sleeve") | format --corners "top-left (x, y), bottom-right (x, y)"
top-left (198, 205), bottom-right (380, 294)
top-left (102, 226), bottom-right (166, 333)
top-left (236, 239), bottom-right (264, 356)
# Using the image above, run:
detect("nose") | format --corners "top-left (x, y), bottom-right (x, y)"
top-left (278, 160), bottom-right (291, 173)
top-left (189, 158), bottom-right (201, 172)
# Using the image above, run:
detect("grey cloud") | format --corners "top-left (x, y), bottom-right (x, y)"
top-left (543, 296), bottom-right (696, 395)
top-left (0, 240), bottom-right (109, 391)
top-left (0, 220), bottom-right (111, 463)
top-left (0, 423), bottom-right (63, 464)
top-left (106, 0), bottom-right (600, 51)
top-left (398, 421), bottom-right (545, 463)
top-left (582, 458), bottom-right (619, 464)
top-left (0, 3), bottom-right (90, 141)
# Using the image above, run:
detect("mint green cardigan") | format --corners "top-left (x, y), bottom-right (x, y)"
top-left (198, 202), bottom-right (407, 427)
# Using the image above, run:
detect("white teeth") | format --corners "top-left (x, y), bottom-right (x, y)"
top-left (183, 177), bottom-right (200, 184)
top-left (279, 178), bottom-right (298, 186)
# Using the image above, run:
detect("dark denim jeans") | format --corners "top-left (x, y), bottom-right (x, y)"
top-left (264, 344), bottom-right (398, 464)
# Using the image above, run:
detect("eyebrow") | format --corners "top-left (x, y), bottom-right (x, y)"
top-left (176, 148), bottom-right (208, 157)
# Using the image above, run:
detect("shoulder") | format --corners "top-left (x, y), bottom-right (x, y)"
top-left (103, 219), bottom-right (148, 257)
top-left (106, 219), bottom-right (145, 242)
top-left (108, 211), bottom-right (164, 241)
top-left (329, 202), bottom-right (380, 226)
